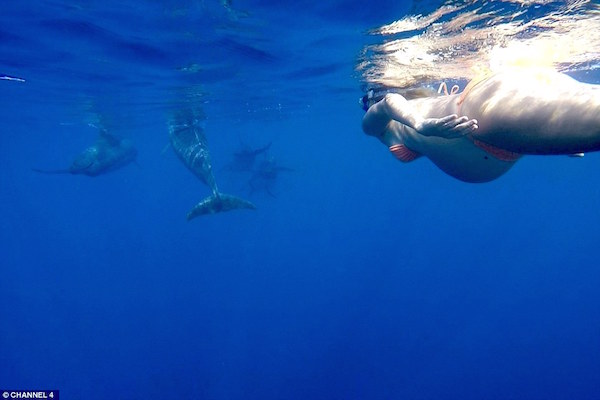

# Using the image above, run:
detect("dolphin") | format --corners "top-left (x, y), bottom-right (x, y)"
top-left (33, 131), bottom-right (137, 177)
top-left (168, 110), bottom-right (256, 220)
top-left (248, 156), bottom-right (293, 198)
top-left (224, 141), bottom-right (272, 172)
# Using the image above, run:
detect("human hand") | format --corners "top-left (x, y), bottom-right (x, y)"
top-left (416, 114), bottom-right (478, 139)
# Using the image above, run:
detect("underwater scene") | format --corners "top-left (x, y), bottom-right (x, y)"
top-left (1, 0), bottom-right (600, 399)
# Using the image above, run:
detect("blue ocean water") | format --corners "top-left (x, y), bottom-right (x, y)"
top-left (1, 1), bottom-right (600, 399)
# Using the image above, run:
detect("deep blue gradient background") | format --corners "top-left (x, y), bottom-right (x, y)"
top-left (1, 1), bottom-right (600, 399)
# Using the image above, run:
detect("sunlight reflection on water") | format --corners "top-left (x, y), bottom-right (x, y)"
top-left (357, 0), bottom-right (600, 89)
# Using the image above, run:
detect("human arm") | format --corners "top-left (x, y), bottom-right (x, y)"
top-left (362, 93), bottom-right (477, 139)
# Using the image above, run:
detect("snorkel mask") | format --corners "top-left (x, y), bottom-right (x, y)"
top-left (359, 89), bottom-right (374, 111)
top-left (360, 89), bottom-right (385, 112)
top-left (359, 85), bottom-right (442, 112)
top-left (359, 88), bottom-right (403, 111)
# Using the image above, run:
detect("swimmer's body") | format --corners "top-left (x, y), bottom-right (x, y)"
top-left (362, 67), bottom-right (600, 183)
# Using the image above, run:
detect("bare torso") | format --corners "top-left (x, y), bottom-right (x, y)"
top-left (385, 103), bottom-right (517, 183)
top-left (373, 68), bottom-right (600, 182)
top-left (363, 67), bottom-right (600, 182)
top-left (459, 68), bottom-right (600, 155)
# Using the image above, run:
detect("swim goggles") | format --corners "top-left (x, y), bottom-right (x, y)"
top-left (359, 89), bottom-right (375, 111)
top-left (359, 88), bottom-right (400, 112)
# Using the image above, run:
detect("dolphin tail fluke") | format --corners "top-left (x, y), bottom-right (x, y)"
top-left (32, 167), bottom-right (71, 175)
top-left (186, 192), bottom-right (256, 220)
